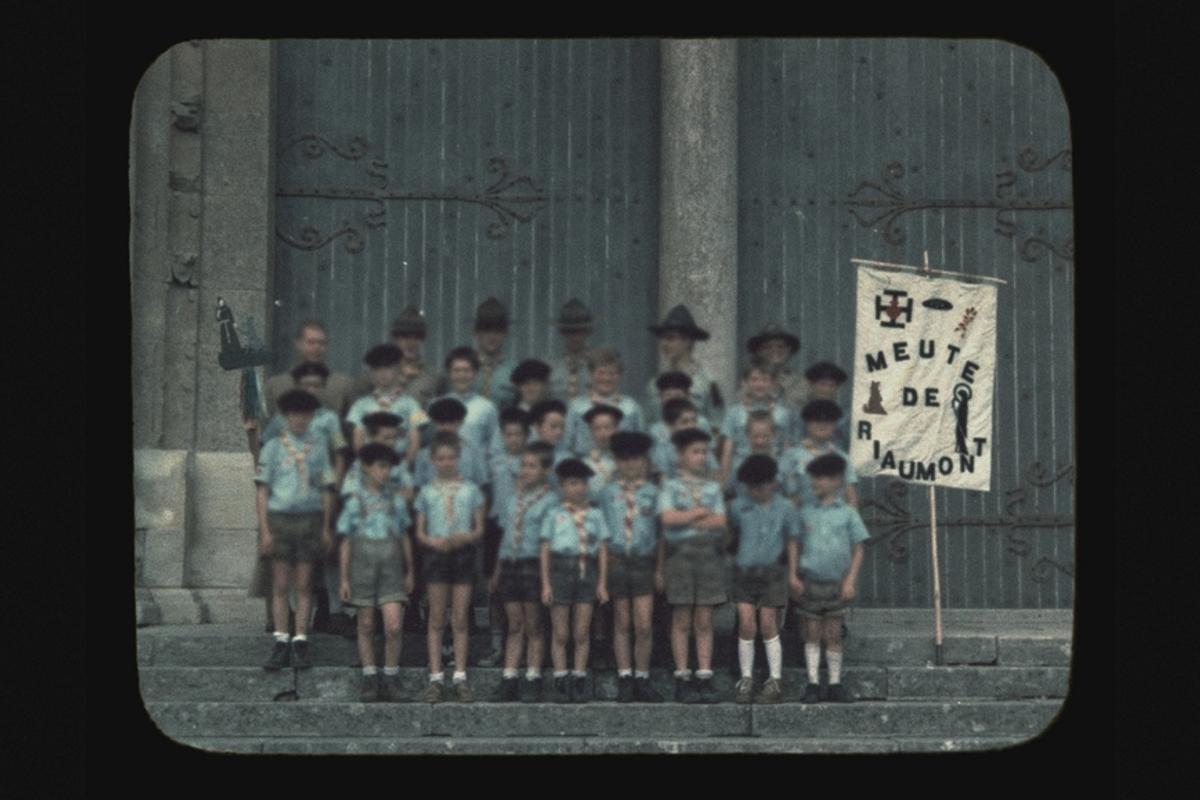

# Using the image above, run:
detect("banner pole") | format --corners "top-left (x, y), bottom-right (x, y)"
top-left (930, 484), bottom-right (944, 665)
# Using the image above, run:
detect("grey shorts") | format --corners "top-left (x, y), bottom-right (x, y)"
top-left (267, 511), bottom-right (324, 563)
top-left (347, 536), bottom-right (408, 608)
top-left (798, 578), bottom-right (849, 619)
top-left (498, 558), bottom-right (541, 604)
top-left (422, 543), bottom-right (478, 586)
top-left (664, 537), bottom-right (727, 606)
top-left (548, 554), bottom-right (598, 605)
top-left (607, 552), bottom-right (656, 599)
top-left (732, 564), bottom-right (787, 608)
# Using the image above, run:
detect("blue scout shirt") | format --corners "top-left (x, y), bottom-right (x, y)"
top-left (651, 435), bottom-right (719, 481)
top-left (539, 501), bottom-right (611, 556)
top-left (489, 451), bottom-right (524, 516)
top-left (414, 479), bottom-right (486, 539)
top-left (778, 440), bottom-right (858, 507)
top-left (436, 391), bottom-right (504, 461)
top-left (794, 500), bottom-right (870, 582)
top-left (336, 486), bottom-right (411, 541)
top-left (254, 430), bottom-right (337, 513)
top-left (497, 483), bottom-right (559, 561)
top-left (580, 448), bottom-right (617, 503)
top-left (645, 363), bottom-right (724, 430)
top-left (473, 353), bottom-right (519, 410)
top-left (649, 416), bottom-right (711, 445)
top-left (340, 460), bottom-right (414, 499)
top-left (721, 399), bottom-right (794, 462)
top-left (657, 476), bottom-right (726, 544)
top-left (345, 390), bottom-right (428, 457)
top-left (412, 440), bottom-right (489, 490)
top-left (563, 394), bottom-right (645, 456)
top-left (262, 407), bottom-right (346, 454)
top-left (599, 479), bottom-right (660, 558)
top-left (729, 493), bottom-right (800, 568)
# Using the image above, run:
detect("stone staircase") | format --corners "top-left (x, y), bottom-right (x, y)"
top-left (138, 610), bottom-right (1070, 755)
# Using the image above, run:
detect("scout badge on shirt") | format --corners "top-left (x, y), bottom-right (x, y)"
top-left (215, 297), bottom-right (273, 462)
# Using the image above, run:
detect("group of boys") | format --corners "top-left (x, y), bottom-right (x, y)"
top-left (251, 297), bottom-right (868, 706)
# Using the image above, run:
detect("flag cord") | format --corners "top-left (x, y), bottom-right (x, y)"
top-left (851, 257), bottom-right (1009, 285)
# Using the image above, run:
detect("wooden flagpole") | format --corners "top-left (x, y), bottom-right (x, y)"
top-left (920, 251), bottom-right (946, 666)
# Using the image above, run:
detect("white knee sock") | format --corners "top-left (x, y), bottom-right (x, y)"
top-left (737, 638), bottom-right (755, 679)
top-left (764, 636), bottom-right (782, 680)
top-left (827, 650), bottom-right (843, 685)
top-left (804, 643), bottom-right (821, 684)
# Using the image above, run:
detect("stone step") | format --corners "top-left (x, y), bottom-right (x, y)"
top-left (145, 699), bottom-right (1061, 740)
top-left (139, 666), bottom-right (1068, 703)
top-left (174, 735), bottom-right (1029, 755)
top-left (138, 626), bottom-right (1069, 667)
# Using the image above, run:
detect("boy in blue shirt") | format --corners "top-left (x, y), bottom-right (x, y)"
top-left (340, 412), bottom-right (415, 502)
top-left (581, 403), bottom-right (621, 502)
top-left (788, 453), bottom-right (869, 703)
top-left (413, 431), bottom-right (487, 703)
top-left (336, 444), bottom-right (414, 703)
top-left (411, 398), bottom-right (489, 489)
top-left (527, 399), bottom-right (573, 487)
top-left (254, 389), bottom-right (337, 671)
top-left (719, 361), bottom-right (794, 488)
top-left (345, 344), bottom-right (425, 463)
top-left (600, 431), bottom-right (664, 703)
top-left (510, 359), bottom-right (552, 413)
top-left (727, 411), bottom-right (781, 499)
top-left (540, 459), bottom-right (611, 703)
top-left (435, 346), bottom-right (504, 461)
top-left (651, 398), bottom-right (718, 481)
top-left (488, 441), bottom-right (560, 702)
top-left (779, 400), bottom-right (859, 508)
top-left (729, 455), bottom-right (800, 704)
top-left (261, 361), bottom-right (348, 478)
top-left (649, 371), bottom-right (713, 440)
top-left (564, 347), bottom-right (645, 456)
top-left (659, 428), bottom-right (728, 704)
top-left (803, 361), bottom-right (850, 449)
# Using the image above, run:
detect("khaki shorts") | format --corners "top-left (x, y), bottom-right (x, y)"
top-left (267, 511), bottom-right (324, 563)
top-left (664, 538), bottom-right (727, 606)
top-left (347, 536), bottom-right (408, 608)
top-left (608, 552), bottom-right (656, 599)
top-left (732, 564), bottom-right (787, 608)
top-left (548, 554), bottom-right (598, 605)
top-left (798, 578), bottom-right (849, 619)
top-left (498, 558), bottom-right (541, 604)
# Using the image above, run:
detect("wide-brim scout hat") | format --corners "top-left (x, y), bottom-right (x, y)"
top-left (649, 304), bottom-right (710, 341)
top-left (390, 306), bottom-right (427, 338)
top-left (555, 458), bottom-right (595, 481)
top-left (736, 453), bottom-right (779, 485)
top-left (474, 297), bottom-right (511, 332)
top-left (747, 324), bottom-right (800, 355)
top-left (805, 361), bottom-right (848, 384)
top-left (610, 431), bottom-right (654, 459)
top-left (556, 298), bottom-right (594, 333)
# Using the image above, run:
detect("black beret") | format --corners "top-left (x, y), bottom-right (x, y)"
top-left (363, 343), bottom-right (404, 368)
top-left (358, 442), bottom-right (400, 466)
top-left (736, 454), bottom-right (778, 485)
top-left (583, 403), bottom-right (624, 426)
top-left (806, 453), bottom-right (847, 477)
top-left (670, 427), bottom-right (712, 450)
top-left (804, 361), bottom-right (848, 384)
top-left (290, 361), bottom-right (330, 382)
top-left (510, 359), bottom-right (552, 385)
top-left (362, 411), bottom-right (402, 431)
top-left (277, 388), bottom-right (321, 414)
top-left (529, 399), bottom-right (567, 425)
top-left (555, 457), bottom-right (595, 481)
top-left (655, 371), bottom-right (693, 392)
top-left (801, 399), bottom-right (844, 422)
top-left (610, 431), bottom-right (654, 459)
top-left (661, 397), bottom-right (698, 425)
top-left (428, 397), bottom-right (468, 423)
top-left (499, 407), bottom-right (531, 429)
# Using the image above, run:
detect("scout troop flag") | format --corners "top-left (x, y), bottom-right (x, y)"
top-left (849, 264), bottom-right (997, 492)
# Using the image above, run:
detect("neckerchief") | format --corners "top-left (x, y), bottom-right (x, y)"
top-left (588, 449), bottom-right (614, 483)
top-left (280, 431), bottom-right (314, 490)
top-left (619, 479), bottom-right (645, 554)
top-left (679, 474), bottom-right (708, 509)
top-left (565, 502), bottom-right (591, 577)
top-left (432, 478), bottom-right (463, 532)
top-left (512, 483), bottom-right (551, 552)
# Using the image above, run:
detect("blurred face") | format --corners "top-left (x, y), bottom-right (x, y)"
top-left (536, 412), bottom-right (565, 445)
top-left (392, 334), bottom-right (423, 361)
top-left (518, 380), bottom-right (547, 406)
top-left (679, 441), bottom-right (710, 474)
top-left (475, 329), bottom-right (506, 356)
top-left (805, 420), bottom-right (836, 443)
top-left (746, 369), bottom-right (772, 399)
top-left (297, 375), bottom-right (325, 396)
top-left (448, 359), bottom-right (476, 393)
top-left (658, 331), bottom-right (691, 361)
top-left (658, 387), bottom-right (687, 404)
top-left (588, 414), bottom-right (619, 451)
top-left (518, 452), bottom-right (548, 488)
top-left (616, 455), bottom-right (648, 482)
top-left (562, 330), bottom-right (589, 352)
top-left (432, 444), bottom-right (460, 478)
top-left (757, 339), bottom-right (791, 368)
top-left (747, 420), bottom-right (775, 452)
top-left (285, 410), bottom-right (315, 435)
top-left (295, 326), bottom-right (329, 363)
top-left (810, 378), bottom-right (840, 400)
top-left (369, 426), bottom-right (400, 449)
top-left (672, 410), bottom-right (699, 431)
top-left (747, 481), bottom-right (777, 504)
top-left (502, 423), bottom-right (528, 454)
top-left (591, 364), bottom-right (620, 396)
top-left (561, 477), bottom-right (589, 505)
top-left (363, 460), bottom-right (392, 489)
top-left (809, 473), bottom-right (843, 500)
top-left (370, 364), bottom-right (400, 389)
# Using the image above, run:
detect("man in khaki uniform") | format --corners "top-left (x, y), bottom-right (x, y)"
top-left (352, 306), bottom-right (440, 408)
top-left (546, 298), bottom-right (594, 402)
top-left (265, 320), bottom-right (355, 418)
top-left (746, 324), bottom-right (808, 411)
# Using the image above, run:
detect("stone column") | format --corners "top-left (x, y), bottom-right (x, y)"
top-left (658, 39), bottom-right (739, 400)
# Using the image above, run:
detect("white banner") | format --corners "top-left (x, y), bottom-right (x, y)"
top-left (849, 265), bottom-right (997, 492)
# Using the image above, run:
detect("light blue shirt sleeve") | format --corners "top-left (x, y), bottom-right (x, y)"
top-left (253, 441), bottom-right (278, 485)
top-left (847, 506), bottom-right (870, 546)
top-left (336, 495), bottom-right (359, 536)
top-left (592, 508), bottom-right (612, 543)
